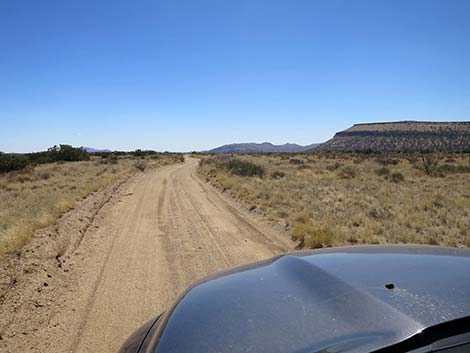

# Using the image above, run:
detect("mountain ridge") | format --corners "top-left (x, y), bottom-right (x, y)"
top-left (314, 121), bottom-right (470, 153)
top-left (84, 147), bottom-right (112, 153)
top-left (208, 142), bottom-right (319, 154)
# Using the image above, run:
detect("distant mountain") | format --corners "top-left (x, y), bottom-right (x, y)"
top-left (84, 147), bottom-right (112, 153)
top-left (208, 142), bottom-right (320, 154)
top-left (315, 121), bottom-right (470, 153)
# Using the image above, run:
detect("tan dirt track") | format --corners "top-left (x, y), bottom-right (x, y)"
top-left (1, 157), bottom-right (292, 353)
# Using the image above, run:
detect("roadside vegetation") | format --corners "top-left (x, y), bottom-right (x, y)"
top-left (199, 153), bottom-right (470, 249)
top-left (0, 145), bottom-right (90, 173)
top-left (0, 148), bottom-right (183, 257)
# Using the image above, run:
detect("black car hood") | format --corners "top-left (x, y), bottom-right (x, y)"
top-left (151, 245), bottom-right (470, 353)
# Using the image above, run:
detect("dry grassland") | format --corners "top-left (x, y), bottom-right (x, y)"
top-left (199, 153), bottom-right (470, 249)
top-left (0, 154), bottom-right (182, 256)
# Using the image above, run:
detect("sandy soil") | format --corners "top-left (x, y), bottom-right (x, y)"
top-left (0, 157), bottom-right (292, 353)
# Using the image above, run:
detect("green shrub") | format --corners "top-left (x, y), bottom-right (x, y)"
top-left (29, 145), bottom-right (89, 164)
top-left (224, 158), bottom-right (265, 177)
top-left (0, 153), bottom-right (30, 173)
top-left (0, 145), bottom-right (90, 174)
top-left (46, 145), bottom-right (90, 162)
top-left (130, 149), bottom-right (158, 157)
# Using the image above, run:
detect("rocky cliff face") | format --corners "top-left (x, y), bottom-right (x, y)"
top-left (315, 121), bottom-right (470, 153)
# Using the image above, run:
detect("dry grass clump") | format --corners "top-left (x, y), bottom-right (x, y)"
top-left (0, 154), bottom-right (182, 256)
top-left (199, 153), bottom-right (470, 249)
top-left (292, 223), bottom-right (335, 249)
top-left (270, 170), bottom-right (286, 179)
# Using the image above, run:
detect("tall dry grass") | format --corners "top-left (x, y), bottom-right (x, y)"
top-left (0, 155), bottom-right (182, 256)
top-left (199, 153), bottom-right (470, 249)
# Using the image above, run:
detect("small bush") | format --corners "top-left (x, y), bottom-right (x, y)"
top-left (289, 158), bottom-right (304, 165)
top-left (292, 223), bottom-right (334, 249)
top-left (390, 172), bottom-right (404, 183)
top-left (134, 161), bottom-right (146, 172)
top-left (38, 172), bottom-right (51, 180)
top-left (375, 167), bottom-right (390, 176)
top-left (415, 154), bottom-right (439, 176)
top-left (107, 154), bottom-right (119, 164)
top-left (326, 162), bottom-right (341, 171)
top-left (376, 157), bottom-right (399, 166)
top-left (338, 166), bottom-right (356, 179)
top-left (297, 164), bottom-right (312, 170)
top-left (130, 149), bottom-right (158, 158)
top-left (270, 170), bottom-right (286, 179)
top-left (224, 158), bottom-right (265, 177)
top-left (293, 213), bottom-right (309, 224)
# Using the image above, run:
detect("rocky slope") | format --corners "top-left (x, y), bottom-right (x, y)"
top-left (315, 121), bottom-right (470, 153)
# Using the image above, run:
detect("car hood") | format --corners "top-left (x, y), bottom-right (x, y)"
top-left (151, 245), bottom-right (470, 353)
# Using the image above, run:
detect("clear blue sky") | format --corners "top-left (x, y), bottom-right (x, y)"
top-left (1, 0), bottom-right (469, 152)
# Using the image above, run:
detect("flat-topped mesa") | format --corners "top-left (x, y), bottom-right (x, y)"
top-left (316, 121), bottom-right (470, 153)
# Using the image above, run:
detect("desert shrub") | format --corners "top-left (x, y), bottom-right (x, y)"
top-left (134, 161), bottom-right (146, 172)
top-left (107, 154), bottom-right (119, 164)
top-left (289, 158), bottom-right (304, 165)
top-left (293, 213), bottom-right (309, 224)
top-left (338, 166), bottom-right (356, 179)
top-left (405, 156), bottom-right (419, 164)
top-left (390, 172), bottom-right (404, 183)
top-left (224, 158), bottom-right (265, 177)
top-left (414, 154), bottom-right (439, 176)
top-left (292, 223), bottom-right (334, 249)
top-left (200, 155), bottom-right (231, 168)
top-left (270, 170), bottom-right (286, 179)
top-left (37, 172), bottom-right (51, 180)
top-left (47, 145), bottom-right (90, 162)
top-left (297, 164), bottom-right (312, 170)
top-left (375, 167), bottom-right (390, 176)
top-left (368, 207), bottom-right (392, 220)
top-left (0, 153), bottom-right (29, 173)
top-left (131, 149), bottom-right (157, 158)
top-left (376, 157), bottom-right (399, 166)
top-left (438, 164), bottom-right (470, 174)
top-left (326, 162), bottom-right (341, 171)
top-left (27, 145), bottom-right (89, 166)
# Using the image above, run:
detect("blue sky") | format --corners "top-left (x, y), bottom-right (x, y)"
top-left (1, 0), bottom-right (469, 152)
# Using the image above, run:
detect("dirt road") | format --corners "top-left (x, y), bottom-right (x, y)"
top-left (1, 157), bottom-right (291, 353)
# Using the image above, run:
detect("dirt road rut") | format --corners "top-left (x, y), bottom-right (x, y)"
top-left (2, 157), bottom-right (291, 353)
